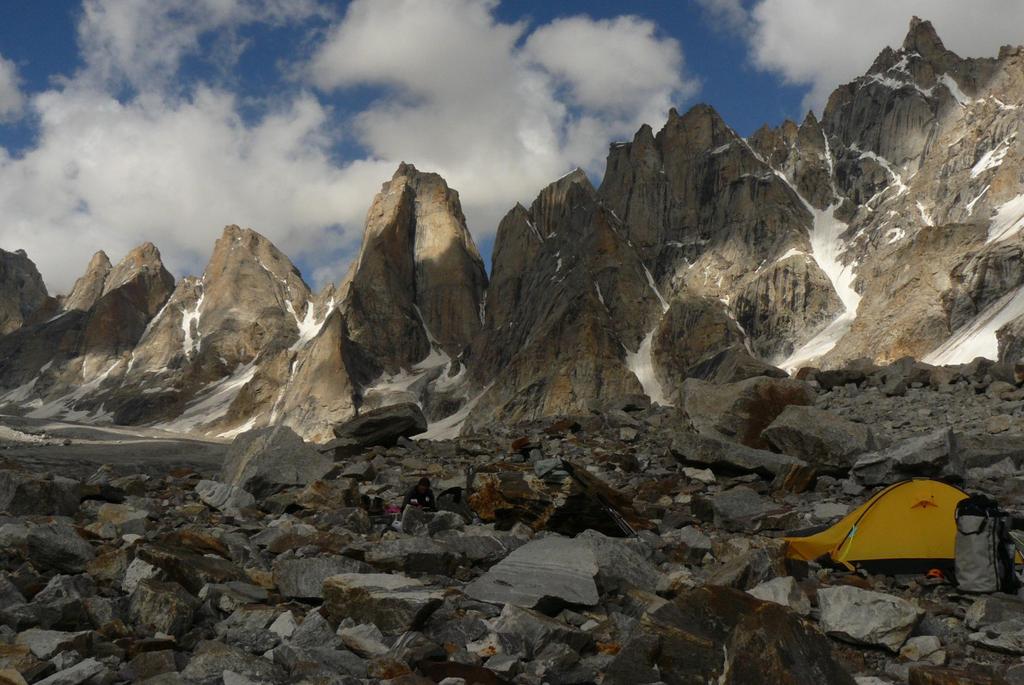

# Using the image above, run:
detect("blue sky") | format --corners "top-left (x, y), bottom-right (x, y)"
top-left (0, 0), bottom-right (1020, 292)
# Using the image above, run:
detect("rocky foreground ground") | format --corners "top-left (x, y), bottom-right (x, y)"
top-left (3, 357), bottom-right (1024, 684)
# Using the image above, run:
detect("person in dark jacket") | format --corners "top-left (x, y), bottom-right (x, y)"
top-left (402, 477), bottom-right (436, 512)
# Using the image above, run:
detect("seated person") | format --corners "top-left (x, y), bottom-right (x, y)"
top-left (402, 477), bottom-right (436, 512)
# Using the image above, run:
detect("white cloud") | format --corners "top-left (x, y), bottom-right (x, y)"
top-left (524, 15), bottom-right (696, 114)
top-left (733, 1), bottom-right (1024, 110)
top-left (694, 0), bottom-right (752, 34)
top-left (1, 0), bottom-right (695, 293)
top-left (0, 55), bottom-right (24, 121)
top-left (77, 0), bottom-right (327, 91)
top-left (309, 0), bottom-right (695, 245)
top-left (0, 86), bottom-right (391, 292)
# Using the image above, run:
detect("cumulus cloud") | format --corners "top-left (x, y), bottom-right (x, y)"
top-left (76, 0), bottom-right (327, 91)
top-left (0, 55), bottom-right (24, 121)
top-left (728, 0), bottom-right (1024, 109)
top-left (0, 87), bottom-right (391, 292)
top-left (309, 0), bottom-right (695, 245)
top-left (694, 0), bottom-right (752, 34)
top-left (1, 0), bottom-right (696, 292)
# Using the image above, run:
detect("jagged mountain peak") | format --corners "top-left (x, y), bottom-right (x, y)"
top-left (63, 251), bottom-right (114, 312)
top-left (343, 163), bottom-right (486, 371)
top-left (103, 242), bottom-right (169, 295)
top-left (0, 248), bottom-right (51, 335)
top-left (902, 16), bottom-right (948, 58)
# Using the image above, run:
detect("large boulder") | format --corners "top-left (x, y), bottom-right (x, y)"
top-left (0, 469), bottom-right (80, 517)
top-left (129, 579), bottom-right (197, 638)
top-left (272, 556), bottom-right (374, 600)
top-left (330, 402), bottom-right (428, 450)
top-left (686, 346), bottom-right (789, 385)
top-left (322, 573), bottom-right (443, 635)
top-left (607, 584), bottom-right (855, 685)
top-left (761, 405), bottom-right (883, 474)
top-left (464, 536), bottom-right (599, 611)
top-left (464, 533), bottom-right (660, 613)
top-left (817, 585), bottom-right (923, 652)
top-left (851, 429), bottom-right (956, 485)
top-left (26, 523), bottom-right (95, 574)
top-left (671, 430), bottom-right (806, 478)
top-left (220, 426), bottom-right (332, 498)
top-left (681, 376), bottom-right (815, 449)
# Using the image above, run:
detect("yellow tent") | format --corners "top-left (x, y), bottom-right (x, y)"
top-left (785, 479), bottom-right (968, 574)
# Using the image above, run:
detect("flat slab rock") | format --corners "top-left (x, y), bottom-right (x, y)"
top-left (464, 535), bottom-right (601, 611)
top-left (322, 573), bottom-right (443, 635)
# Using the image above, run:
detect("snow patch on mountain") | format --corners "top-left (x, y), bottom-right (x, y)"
top-left (625, 329), bottom-right (670, 406)
top-left (987, 194), bottom-right (1024, 244)
top-left (924, 284), bottom-right (1024, 365)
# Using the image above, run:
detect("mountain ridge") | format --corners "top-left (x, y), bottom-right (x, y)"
top-left (3, 17), bottom-right (1024, 441)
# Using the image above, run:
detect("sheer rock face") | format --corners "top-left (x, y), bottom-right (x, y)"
top-left (62, 251), bottom-right (112, 312)
top-left (466, 171), bottom-right (662, 427)
top-left (734, 254), bottom-right (844, 363)
top-left (650, 295), bottom-right (746, 395)
top-left (749, 112), bottom-right (835, 211)
top-left (599, 104), bottom-right (815, 302)
top-left (342, 163), bottom-right (487, 374)
top-left (0, 248), bottom-right (52, 335)
top-left (596, 104), bottom-right (838, 365)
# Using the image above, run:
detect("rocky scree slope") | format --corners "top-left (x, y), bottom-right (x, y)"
top-left (2, 355), bottom-right (1024, 682)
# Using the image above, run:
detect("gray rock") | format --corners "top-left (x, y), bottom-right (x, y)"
top-left (965, 595), bottom-right (1024, 630)
top-left (33, 657), bottom-right (104, 685)
top-left (322, 573), bottom-right (443, 635)
top-left (490, 604), bottom-right (591, 659)
top-left (663, 526), bottom-right (712, 564)
top-left (14, 629), bottom-right (90, 660)
top-left (671, 431), bottom-right (806, 478)
top-left (899, 635), bottom-right (944, 665)
top-left (26, 522), bottom-right (95, 573)
top-left (707, 486), bottom-right (773, 532)
top-left (0, 471), bottom-right (80, 517)
top-left (762, 405), bottom-right (882, 473)
top-left (338, 623), bottom-right (389, 657)
top-left (272, 556), bottom-right (373, 600)
top-left (400, 505), bottom-right (430, 535)
top-left (364, 537), bottom-right (455, 576)
top-left (464, 536), bottom-right (600, 611)
top-left (851, 429), bottom-right (957, 485)
top-left (681, 376), bottom-right (815, 449)
top-left (221, 426), bottom-right (332, 498)
top-left (968, 619), bottom-right (1024, 654)
top-left (748, 576), bottom-right (811, 616)
top-left (817, 586), bottom-right (923, 652)
top-left (331, 402), bottom-right (428, 447)
top-left (122, 557), bottom-right (159, 594)
top-left (179, 640), bottom-right (285, 683)
top-left (194, 480), bottom-right (255, 515)
top-left (130, 580), bottom-right (197, 638)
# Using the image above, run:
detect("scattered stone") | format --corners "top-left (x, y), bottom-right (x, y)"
top-left (194, 480), bottom-right (255, 515)
top-left (818, 586), bottom-right (924, 652)
top-left (748, 576), bottom-right (811, 616)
